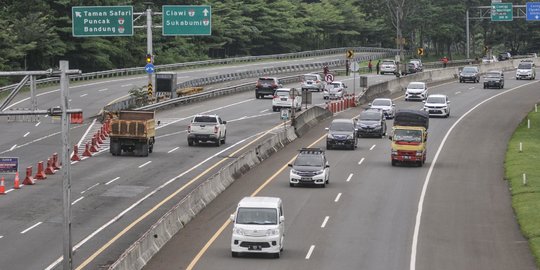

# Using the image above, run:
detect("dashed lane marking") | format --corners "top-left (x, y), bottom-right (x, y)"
top-left (72, 197), bottom-right (84, 205)
top-left (80, 94), bottom-right (88, 97)
top-left (81, 183), bottom-right (100, 194)
top-left (346, 173), bottom-right (353, 182)
top-left (369, 144), bottom-right (376, 151)
top-left (105, 177), bottom-right (120, 185)
top-left (35, 122), bottom-right (41, 127)
top-left (168, 147), bottom-right (179, 153)
top-left (138, 161), bottom-right (152, 168)
top-left (334, 193), bottom-right (342, 202)
top-left (23, 132), bottom-right (30, 137)
top-left (21, 222), bottom-right (42, 234)
top-left (306, 245), bottom-right (316, 259)
top-left (321, 216), bottom-right (330, 228)
top-left (358, 158), bottom-right (365, 165)
top-left (98, 88), bottom-right (108, 92)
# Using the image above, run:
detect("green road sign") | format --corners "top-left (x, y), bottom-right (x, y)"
top-left (72, 6), bottom-right (133, 37)
top-left (491, 3), bottom-right (513, 21)
top-left (162, 5), bottom-right (212, 36)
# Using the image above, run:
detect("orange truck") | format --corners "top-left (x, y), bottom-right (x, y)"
top-left (109, 110), bottom-right (156, 157)
top-left (389, 110), bottom-right (429, 167)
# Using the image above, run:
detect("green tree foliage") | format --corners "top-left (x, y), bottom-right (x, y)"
top-left (0, 0), bottom-right (539, 77)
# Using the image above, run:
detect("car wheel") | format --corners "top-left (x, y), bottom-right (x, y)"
top-left (272, 106), bottom-right (277, 112)
top-left (256, 94), bottom-right (260, 99)
top-left (188, 139), bottom-right (194, 146)
top-left (221, 133), bottom-right (226, 144)
top-left (320, 182), bottom-right (326, 188)
top-left (326, 143), bottom-right (332, 150)
top-left (289, 183), bottom-right (294, 187)
top-left (215, 138), bottom-right (221, 147)
top-left (232, 252), bottom-right (239, 258)
top-left (274, 252), bottom-right (281, 259)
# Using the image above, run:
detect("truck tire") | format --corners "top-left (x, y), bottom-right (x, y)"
top-left (110, 141), bottom-right (121, 156)
top-left (140, 144), bottom-right (149, 157)
top-left (149, 144), bottom-right (153, 153)
top-left (215, 138), bottom-right (221, 147)
top-left (221, 133), bottom-right (226, 144)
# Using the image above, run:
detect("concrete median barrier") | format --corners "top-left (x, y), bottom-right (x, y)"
top-left (293, 106), bottom-right (333, 137)
top-left (108, 127), bottom-right (297, 270)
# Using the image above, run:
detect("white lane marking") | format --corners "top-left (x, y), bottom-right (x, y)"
top-left (44, 134), bottom-right (258, 270)
top-left (410, 80), bottom-right (540, 270)
top-left (138, 161), bottom-right (152, 168)
top-left (168, 147), bottom-right (179, 153)
top-left (260, 109), bottom-right (269, 113)
top-left (358, 158), bottom-right (365, 165)
top-left (21, 222), bottom-right (43, 234)
top-left (68, 99), bottom-right (72, 102)
top-left (72, 197), bottom-right (84, 205)
top-left (334, 193), bottom-right (342, 202)
top-left (455, 91), bottom-right (461, 95)
top-left (35, 122), bottom-right (41, 127)
top-left (23, 132), bottom-right (30, 137)
top-left (2, 76), bottom-right (146, 111)
top-left (346, 173), bottom-right (353, 182)
top-left (77, 119), bottom-right (96, 148)
top-left (321, 216), bottom-right (330, 228)
top-left (9, 145), bottom-right (17, 151)
top-left (80, 94), bottom-right (88, 97)
top-left (44, 114), bottom-right (48, 118)
top-left (228, 112), bottom-right (274, 123)
top-left (369, 144), bottom-right (376, 151)
top-left (98, 88), bottom-right (108, 92)
top-left (0, 235), bottom-right (3, 239)
top-left (121, 84), bottom-right (132, 87)
top-left (81, 183), bottom-right (100, 194)
top-left (105, 177), bottom-right (120, 185)
top-left (469, 87), bottom-right (474, 90)
top-left (305, 245), bottom-right (316, 259)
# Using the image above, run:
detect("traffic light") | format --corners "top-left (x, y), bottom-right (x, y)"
top-left (146, 54), bottom-right (152, 64)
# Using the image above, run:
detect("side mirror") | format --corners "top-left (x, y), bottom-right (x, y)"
top-left (422, 100), bottom-right (426, 103)
top-left (355, 128), bottom-right (359, 132)
top-left (288, 164), bottom-right (293, 167)
top-left (325, 164), bottom-right (330, 168)
top-left (447, 101), bottom-right (451, 104)
top-left (230, 214), bottom-right (235, 222)
top-left (392, 103), bottom-right (395, 106)
top-left (222, 121), bottom-right (227, 124)
top-left (280, 216), bottom-right (285, 223)
top-left (368, 103), bottom-right (372, 106)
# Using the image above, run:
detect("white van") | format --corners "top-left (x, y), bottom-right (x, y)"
top-left (230, 197), bottom-right (284, 258)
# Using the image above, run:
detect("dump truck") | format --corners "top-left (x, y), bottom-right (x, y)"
top-left (389, 110), bottom-right (429, 166)
top-left (109, 110), bottom-right (156, 157)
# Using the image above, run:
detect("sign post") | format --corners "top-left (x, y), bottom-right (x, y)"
top-left (72, 6), bottom-right (133, 37)
top-left (351, 62), bottom-right (360, 98)
top-left (163, 5), bottom-right (212, 36)
top-left (491, 3), bottom-right (513, 21)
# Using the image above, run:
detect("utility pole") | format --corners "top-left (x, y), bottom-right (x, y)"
top-left (146, 4), bottom-right (154, 100)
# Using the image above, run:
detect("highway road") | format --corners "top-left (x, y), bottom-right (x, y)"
top-left (0, 59), bottom-right (393, 269)
top-left (144, 69), bottom-right (539, 270)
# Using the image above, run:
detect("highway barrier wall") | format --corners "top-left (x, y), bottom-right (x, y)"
top-left (107, 126), bottom-right (296, 270)
top-left (107, 105), bottom-right (331, 270)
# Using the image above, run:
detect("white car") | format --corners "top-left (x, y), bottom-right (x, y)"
top-left (516, 62), bottom-right (536, 80)
top-left (272, 88), bottom-right (302, 112)
top-left (423, 94), bottom-right (450, 117)
top-left (230, 197), bottom-right (284, 258)
top-left (380, 59), bottom-right (397, 75)
top-left (301, 74), bottom-right (325, 92)
top-left (405, 82), bottom-right (428, 101)
top-left (323, 81), bottom-right (347, 100)
top-left (369, 98), bottom-right (395, 119)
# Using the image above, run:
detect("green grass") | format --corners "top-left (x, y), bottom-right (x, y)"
top-left (505, 105), bottom-right (540, 267)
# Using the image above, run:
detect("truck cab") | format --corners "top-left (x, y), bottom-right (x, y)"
top-left (389, 110), bottom-right (429, 166)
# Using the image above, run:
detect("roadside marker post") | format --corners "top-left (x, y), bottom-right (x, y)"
top-left (523, 173), bottom-right (527, 186)
top-left (519, 142), bottom-right (522, 152)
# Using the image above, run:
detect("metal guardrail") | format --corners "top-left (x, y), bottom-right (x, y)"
top-left (0, 47), bottom-right (399, 94)
top-left (103, 51), bottom-right (395, 112)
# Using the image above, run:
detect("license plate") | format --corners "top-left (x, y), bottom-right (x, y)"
top-left (249, 245), bottom-right (262, 250)
top-left (301, 177), bottom-right (312, 181)
top-left (281, 98), bottom-right (287, 101)
top-left (403, 156), bottom-right (410, 160)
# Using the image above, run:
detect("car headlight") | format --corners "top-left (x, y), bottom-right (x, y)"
top-left (346, 135), bottom-right (353, 139)
top-left (266, 229), bottom-right (279, 236)
top-left (327, 134), bottom-right (334, 139)
top-left (315, 170), bottom-right (324, 175)
top-left (291, 169), bottom-right (300, 175)
top-left (391, 150), bottom-right (398, 155)
top-left (416, 151), bottom-right (423, 156)
top-left (233, 227), bottom-right (245, 235)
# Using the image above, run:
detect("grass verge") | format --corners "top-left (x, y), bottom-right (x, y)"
top-left (505, 104), bottom-right (540, 267)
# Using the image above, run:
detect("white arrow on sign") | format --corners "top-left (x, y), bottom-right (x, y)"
top-left (203, 9), bottom-right (209, 16)
top-left (75, 11), bottom-right (82, 17)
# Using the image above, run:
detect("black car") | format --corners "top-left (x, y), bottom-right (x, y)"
top-left (326, 119), bottom-right (357, 150)
top-left (255, 77), bottom-right (282, 99)
top-left (355, 109), bottom-right (387, 138)
top-left (459, 66), bottom-right (480, 83)
top-left (483, 70), bottom-right (504, 89)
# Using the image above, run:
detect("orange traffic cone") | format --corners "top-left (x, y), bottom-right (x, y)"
top-left (23, 166), bottom-right (35, 185)
top-left (0, 176), bottom-right (5, 195)
top-left (71, 145), bottom-right (81, 161)
top-left (13, 172), bottom-right (20, 189)
top-left (45, 158), bottom-right (56, 175)
top-left (35, 161), bottom-right (47, 180)
top-left (82, 142), bottom-right (92, 157)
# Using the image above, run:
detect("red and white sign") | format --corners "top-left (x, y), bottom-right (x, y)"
top-left (325, 74), bottom-right (334, 83)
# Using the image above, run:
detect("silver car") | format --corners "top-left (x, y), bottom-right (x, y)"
top-left (301, 74), bottom-right (325, 92)
top-left (516, 62), bottom-right (536, 80)
top-left (369, 98), bottom-right (395, 119)
top-left (323, 81), bottom-right (347, 100)
top-left (380, 60), bottom-right (397, 75)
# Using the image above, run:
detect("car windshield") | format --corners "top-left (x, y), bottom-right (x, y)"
top-left (393, 129), bottom-right (422, 143)
top-left (330, 83), bottom-right (342, 88)
top-left (258, 79), bottom-right (275, 84)
top-left (275, 90), bottom-right (289, 97)
top-left (372, 99), bottom-right (391, 106)
top-left (426, 96), bottom-right (446, 103)
top-left (330, 121), bottom-right (353, 131)
top-left (462, 67), bottom-right (477, 73)
top-left (304, 75), bottom-right (318, 81)
top-left (359, 112), bottom-right (381, 121)
top-left (382, 61), bottom-right (394, 65)
top-left (294, 155), bottom-right (324, 167)
top-left (236, 207), bottom-right (277, 225)
top-left (518, 63), bottom-right (532, 69)
top-left (408, 83), bottom-right (425, 89)
top-left (486, 73), bottom-right (501, 78)
top-left (193, 116), bottom-right (217, 123)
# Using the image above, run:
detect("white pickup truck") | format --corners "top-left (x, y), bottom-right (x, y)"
top-left (187, 114), bottom-right (227, 146)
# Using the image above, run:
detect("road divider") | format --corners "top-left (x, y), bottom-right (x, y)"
top-left (107, 105), bottom-right (331, 270)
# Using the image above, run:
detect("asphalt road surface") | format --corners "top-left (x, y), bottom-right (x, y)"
top-left (144, 70), bottom-right (539, 270)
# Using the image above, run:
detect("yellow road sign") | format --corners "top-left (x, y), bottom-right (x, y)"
top-left (417, 48), bottom-right (424, 56)
top-left (346, 50), bottom-right (354, 59)
top-left (147, 83), bottom-right (153, 96)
